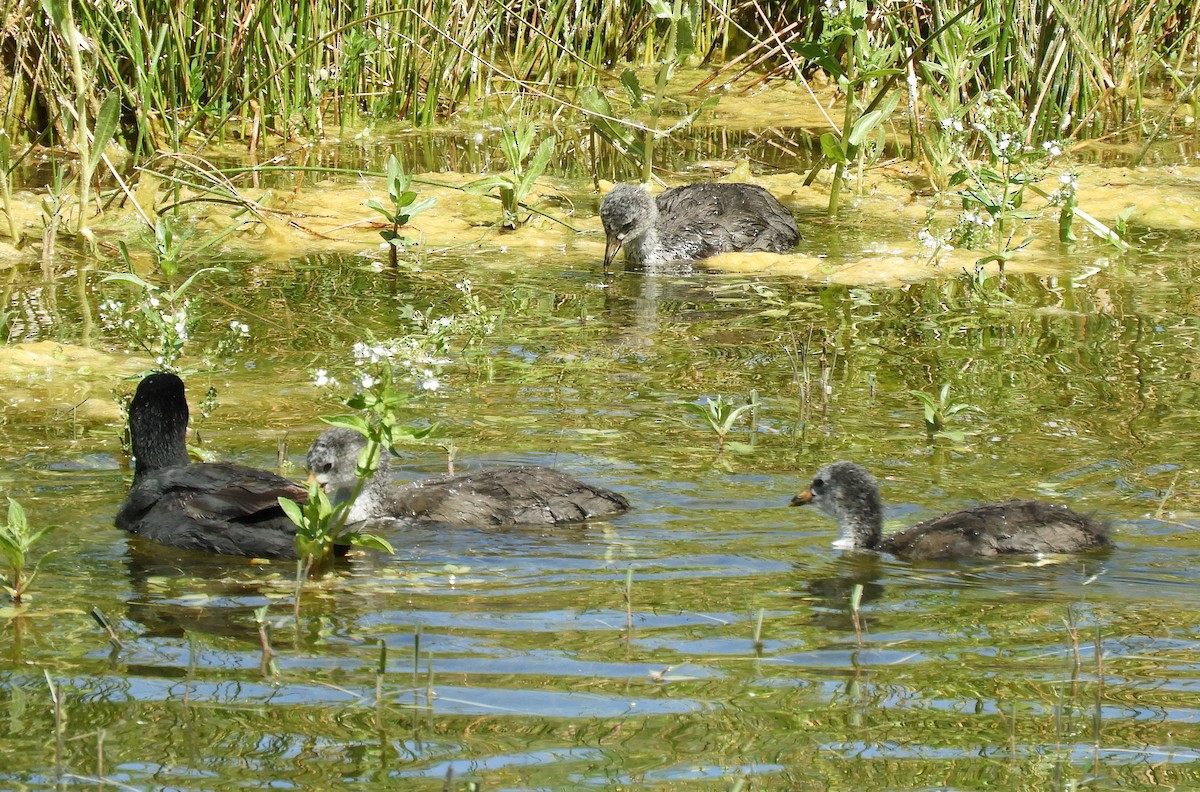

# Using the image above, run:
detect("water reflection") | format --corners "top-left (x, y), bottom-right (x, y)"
top-left (3, 187), bottom-right (1200, 788)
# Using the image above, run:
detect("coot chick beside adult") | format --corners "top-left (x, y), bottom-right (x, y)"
top-left (115, 372), bottom-right (306, 559)
top-left (599, 182), bottom-right (800, 271)
top-left (306, 428), bottom-right (630, 525)
top-left (791, 461), bottom-right (1110, 561)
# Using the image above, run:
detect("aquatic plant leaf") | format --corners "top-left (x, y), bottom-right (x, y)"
top-left (676, 16), bottom-right (695, 59)
top-left (320, 414), bottom-right (372, 436)
top-left (463, 175), bottom-right (513, 195)
top-left (344, 532), bottom-right (395, 554)
top-left (277, 497), bottom-right (305, 529)
top-left (364, 199), bottom-right (393, 220)
top-left (517, 137), bottom-right (556, 197)
top-left (40, 0), bottom-right (69, 31)
top-left (88, 90), bottom-right (122, 173)
top-left (620, 69), bottom-right (645, 107)
top-left (820, 133), bottom-right (847, 165)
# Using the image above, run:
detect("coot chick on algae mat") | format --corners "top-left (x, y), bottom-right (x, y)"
top-left (792, 461), bottom-right (1111, 561)
top-left (306, 428), bottom-right (629, 526)
top-left (115, 372), bottom-right (308, 559)
top-left (599, 182), bottom-right (800, 271)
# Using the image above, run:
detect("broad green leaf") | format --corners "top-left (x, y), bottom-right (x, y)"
top-left (88, 90), bottom-right (122, 172)
top-left (364, 199), bottom-right (394, 220)
top-left (403, 196), bottom-right (437, 220)
top-left (101, 272), bottom-right (154, 290)
top-left (7, 499), bottom-right (27, 533)
top-left (348, 533), bottom-right (395, 554)
top-left (820, 133), bottom-right (847, 165)
top-left (620, 69), bottom-right (644, 107)
top-left (166, 267), bottom-right (228, 301)
top-left (277, 497), bottom-right (305, 528)
top-left (848, 110), bottom-right (884, 147)
top-left (517, 137), bottom-right (556, 196)
top-left (40, 0), bottom-right (70, 31)
top-left (463, 175), bottom-right (512, 195)
top-left (676, 16), bottom-right (695, 59)
top-left (320, 414), bottom-right (371, 435)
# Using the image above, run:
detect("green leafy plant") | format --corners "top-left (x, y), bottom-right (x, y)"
top-left (365, 155), bottom-right (436, 268)
top-left (465, 112), bottom-right (556, 229)
top-left (682, 392), bottom-right (759, 454)
top-left (795, 0), bottom-right (903, 215)
top-left (100, 265), bottom-right (242, 371)
top-left (913, 17), bottom-right (995, 196)
top-left (910, 384), bottom-right (978, 443)
top-left (580, 1), bottom-right (716, 182)
top-left (0, 499), bottom-right (56, 606)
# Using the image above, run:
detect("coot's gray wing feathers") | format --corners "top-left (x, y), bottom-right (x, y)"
top-left (386, 465), bottom-right (630, 526)
top-left (881, 499), bottom-right (1110, 560)
top-left (116, 463), bottom-right (306, 559)
top-left (654, 183), bottom-right (799, 260)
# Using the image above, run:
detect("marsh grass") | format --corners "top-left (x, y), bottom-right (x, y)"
top-left (4, 1), bottom-right (1190, 172)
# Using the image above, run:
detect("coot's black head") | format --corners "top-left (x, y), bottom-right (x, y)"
top-left (791, 461), bottom-right (886, 550)
top-left (129, 371), bottom-right (191, 477)
top-left (599, 183), bottom-right (657, 270)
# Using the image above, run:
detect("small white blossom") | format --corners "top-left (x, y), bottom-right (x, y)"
top-left (313, 369), bottom-right (336, 388)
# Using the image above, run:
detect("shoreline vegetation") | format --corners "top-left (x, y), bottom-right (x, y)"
top-left (0, 0), bottom-right (1196, 254)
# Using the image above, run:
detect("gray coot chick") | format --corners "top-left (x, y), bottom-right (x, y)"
top-left (791, 461), bottom-right (1110, 561)
top-left (115, 372), bottom-right (307, 559)
top-left (599, 182), bottom-right (800, 271)
top-left (306, 428), bottom-right (629, 526)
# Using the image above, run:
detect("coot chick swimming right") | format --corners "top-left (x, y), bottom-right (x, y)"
top-left (791, 461), bottom-right (1111, 561)
top-left (115, 372), bottom-right (307, 559)
top-left (306, 428), bottom-right (630, 526)
top-left (599, 182), bottom-right (800, 271)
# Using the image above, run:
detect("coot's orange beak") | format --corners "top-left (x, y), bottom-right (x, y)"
top-left (604, 234), bottom-right (623, 271)
top-left (307, 471), bottom-right (319, 489)
top-left (789, 489), bottom-right (813, 506)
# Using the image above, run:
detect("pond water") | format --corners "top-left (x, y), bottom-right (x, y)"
top-left (1, 134), bottom-right (1199, 790)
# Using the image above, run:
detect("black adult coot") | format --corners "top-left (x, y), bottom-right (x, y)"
top-left (115, 372), bottom-right (306, 559)
top-left (305, 428), bottom-right (630, 525)
top-left (790, 461), bottom-right (1110, 561)
top-left (599, 182), bottom-right (800, 271)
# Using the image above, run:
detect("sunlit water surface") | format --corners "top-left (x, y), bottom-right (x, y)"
top-left (1, 161), bottom-right (1199, 791)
